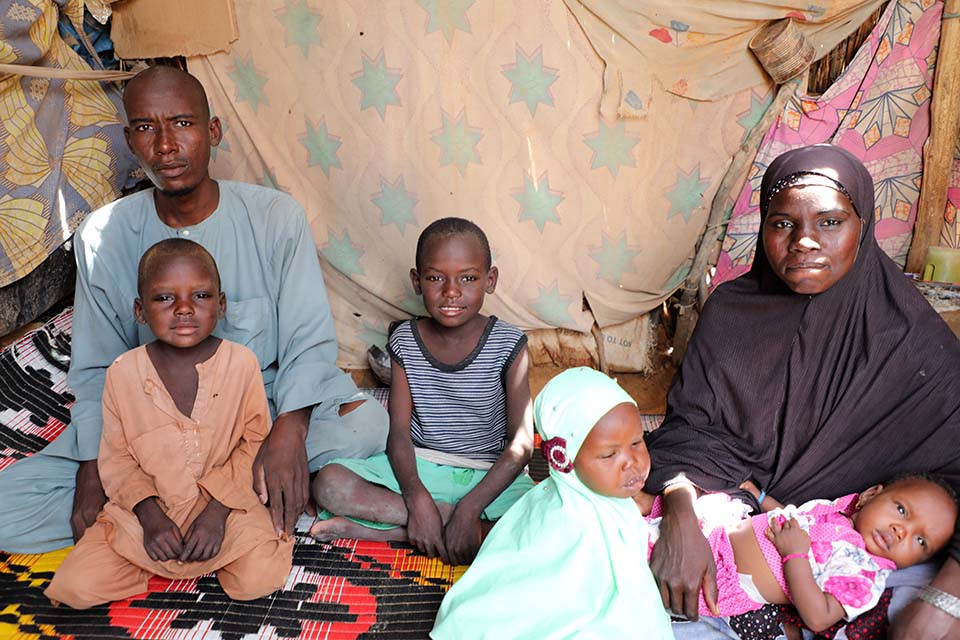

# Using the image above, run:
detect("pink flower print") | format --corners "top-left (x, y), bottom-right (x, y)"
top-left (824, 576), bottom-right (873, 608)
top-left (811, 541), bottom-right (833, 563)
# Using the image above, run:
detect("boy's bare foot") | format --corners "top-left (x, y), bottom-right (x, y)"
top-left (309, 516), bottom-right (406, 543)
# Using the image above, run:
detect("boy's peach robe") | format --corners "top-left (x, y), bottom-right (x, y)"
top-left (80, 340), bottom-right (289, 578)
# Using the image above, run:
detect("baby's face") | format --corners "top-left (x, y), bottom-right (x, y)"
top-left (852, 479), bottom-right (957, 569)
top-left (573, 402), bottom-right (650, 499)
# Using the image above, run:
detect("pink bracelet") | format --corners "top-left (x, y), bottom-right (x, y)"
top-left (781, 552), bottom-right (808, 565)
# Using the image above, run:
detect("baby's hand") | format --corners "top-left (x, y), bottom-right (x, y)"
top-left (765, 516), bottom-right (810, 557)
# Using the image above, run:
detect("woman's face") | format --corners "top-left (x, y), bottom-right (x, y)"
top-left (762, 184), bottom-right (861, 295)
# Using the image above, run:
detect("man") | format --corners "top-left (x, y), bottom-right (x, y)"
top-left (0, 65), bottom-right (388, 553)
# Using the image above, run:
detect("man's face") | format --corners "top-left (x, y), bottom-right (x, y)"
top-left (123, 78), bottom-right (221, 197)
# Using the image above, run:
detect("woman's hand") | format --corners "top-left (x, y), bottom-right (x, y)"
top-left (650, 485), bottom-right (719, 619)
top-left (765, 516), bottom-right (810, 556)
top-left (404, 490), bottom-right (447, 560)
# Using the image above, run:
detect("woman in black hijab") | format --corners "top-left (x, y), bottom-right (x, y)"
top-left (644, 145), bottom-right (960, 638)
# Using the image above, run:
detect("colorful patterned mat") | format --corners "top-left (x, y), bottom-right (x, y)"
top-left (0, 308), bottom-right (668, 639)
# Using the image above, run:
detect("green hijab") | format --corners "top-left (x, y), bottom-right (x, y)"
top-left (431, 368), bottom-right (673, 639)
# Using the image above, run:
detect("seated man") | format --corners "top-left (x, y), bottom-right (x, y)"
top-left (0, 65), bottom-right (388, 553)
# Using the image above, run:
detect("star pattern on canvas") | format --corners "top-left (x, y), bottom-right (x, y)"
top-left (430, 109), bottom-right (483, 175)
top-left (372, 175), bottom-right (418, 234)
top-left (275, 0), bottom-right (322, 58)
top-left (530, 281), bottom-right (574, 327)
top-left (583, 120), bottom-right (638, 177)
top-left (418, 0), bottom-right (475, 43)
top-left (736, 90), bottom-right (773, 140)
top-left (665, 165), bottom-right (711, 223)
top-left (359, 320), bottom-right (389, 349)
top-left (300, 119), bottom-right (342, 177)
top-left (661, 263), bottom-right (691, 291)
top-left (352, 52), bottom-right (403, 120)
top-left (228, 54), bottom-right (268, 113)
top-left (321, 228), bottom-right (365, 277)
top-left (589, 231), bottom-right (639, 284)
top-left (502, 46), bottom-right (558, 115)
top-left (513, 172), bottom-right (563, 232)
top-left (259, 167), bottom-right (289, 193)
top-left (398, 288), bottom-right (428, 316)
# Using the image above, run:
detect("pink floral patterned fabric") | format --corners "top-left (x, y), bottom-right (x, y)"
top-left (754, 495), bottom-right (897, 621)
top-left (715, 0), bottom-right (957, 285)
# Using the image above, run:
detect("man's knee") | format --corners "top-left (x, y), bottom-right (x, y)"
top-left (218, 541), bottom-right (292, 601)
top-left (312, 463), bottom-right (359, 511)
top-left (0, 454), bottom-right (78, 553)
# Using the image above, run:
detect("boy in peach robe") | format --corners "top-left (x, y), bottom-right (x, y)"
top-left (45, 239), bottom-right (292, 608)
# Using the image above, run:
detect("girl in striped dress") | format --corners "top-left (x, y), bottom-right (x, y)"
top-left (310, 217), bottom-right (535, 565)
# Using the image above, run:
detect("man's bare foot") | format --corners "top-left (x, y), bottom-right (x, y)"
top-left (309, 516), bottom-right (406, 543)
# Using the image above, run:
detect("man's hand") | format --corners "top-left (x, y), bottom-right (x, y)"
top-left (405, 490), bottom-right (447, 560)
top-left (890, 598), bottom-right (960, 640)
top-left (71, 460), bottom-right (107, 542)
top-left (650, 486), bottom-right (719, 619)
top-left (179, 499), bottom-right (230, 562)
top-left (134, 497), bottom-right (183, 562)
top-left (253, 409), bottom-right (309, 536)
top-left (443, 503), bottom-right (483, 566)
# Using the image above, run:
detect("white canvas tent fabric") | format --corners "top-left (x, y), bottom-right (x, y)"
top-left (188, 0), bottom-right (884, 368)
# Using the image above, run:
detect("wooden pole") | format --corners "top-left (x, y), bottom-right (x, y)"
top-left (905, 1), bottom-right (960, 274)
top-left (672, 79), bottom-right (799, 364)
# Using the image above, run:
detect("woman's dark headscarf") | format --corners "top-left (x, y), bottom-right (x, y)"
top-left (645, 144), bottom-right (960, 560)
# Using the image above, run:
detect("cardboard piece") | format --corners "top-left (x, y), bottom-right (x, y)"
top-left (109, 0), bottom-right (239, 58)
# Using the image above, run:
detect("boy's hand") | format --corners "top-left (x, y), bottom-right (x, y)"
top-left (443, 505), bottom-right (483, 566)
top-left (180, 499), bottom-right (230, 562)
top-left (134, 497), bottom-right (184, 562)
top-left (405, 490), bottom-right (447, 560)
top-left (766, 516), bottom-right (810, 556)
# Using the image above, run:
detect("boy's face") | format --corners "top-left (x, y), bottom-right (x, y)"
top-left (573, 402), bottom-right (650, 499)
top-left (410, 233), bottom-right (497, 329)
top-left (852, 478), bottom-right (957, 568)
top-left (134, 255), bottom-right (225, 349)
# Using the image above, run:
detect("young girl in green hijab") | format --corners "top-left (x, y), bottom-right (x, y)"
top-left (431, 367), bottom-right (673, 639)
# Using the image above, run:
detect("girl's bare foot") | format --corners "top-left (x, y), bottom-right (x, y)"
top-left (309, 516), bottom-right (407, 543)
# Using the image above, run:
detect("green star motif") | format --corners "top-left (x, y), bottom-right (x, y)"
top-left (737, 90), bottom-right (773, 141)
top-left (228, 54), bottom-right (268, 113)
top-left (276, 0), bottom-right (322, 58)
top-left (300, 119), bottom-right (342, 177)
top-left (430, 110), bottom-right (483, 175)
top-left (502, 46), bottom-right (558, 115)
top-left (359, 320), bottom-right (389, 350)
top-left (352, 52), bottom-right (403, 120)
top-left (661, 263), bottom-right (691, 292)
top-left (373, 176), bottom-right (418, 234)
top-left (259, 167), bottom-right (288, 193)
top-left (589, 231), bottom-right (639, 284)
top-left (321, 228), bottom-right (365, 277)
top-left (583, 120), bottom-right (639, 177)
top-left (398, 288), bottom-right (428, 316)
top-left (530, 281), bottom-right (574, 327)
top-left (418, 0), bottom-right (474, 43)
top-left (513, 172), bottom-right (563, 232)
top-left (665, 165), bottom-right (711, 223)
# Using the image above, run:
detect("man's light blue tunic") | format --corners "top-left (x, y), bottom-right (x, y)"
top-left (0, 182), bottom-right (388, 553)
